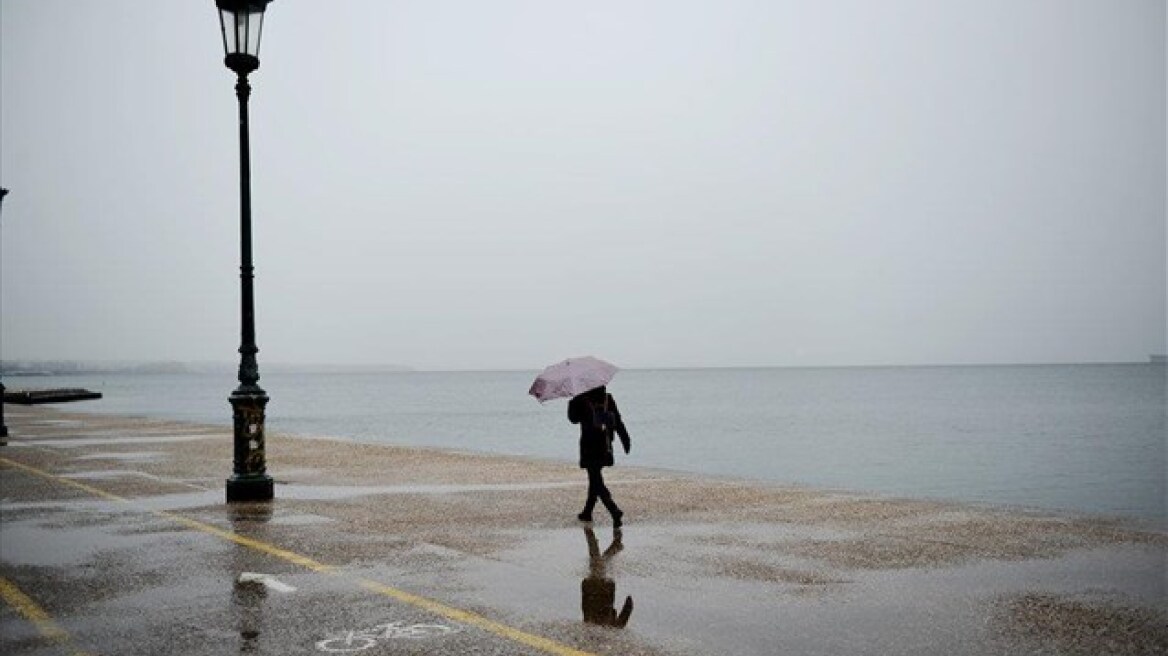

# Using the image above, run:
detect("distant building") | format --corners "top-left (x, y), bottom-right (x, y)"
top-left (1151, 355), bottom-right (1167, 365)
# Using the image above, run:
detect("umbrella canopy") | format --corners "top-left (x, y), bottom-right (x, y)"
top-left (528, 356), bottom-right (618, 403)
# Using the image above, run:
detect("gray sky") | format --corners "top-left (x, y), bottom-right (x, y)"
top-left (1, 0), bottom-right (1164, 370)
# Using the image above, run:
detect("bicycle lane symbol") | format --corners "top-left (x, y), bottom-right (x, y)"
top-left (316, 621), bottom-right (460, 653)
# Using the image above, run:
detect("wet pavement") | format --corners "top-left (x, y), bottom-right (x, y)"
top-left (1, 405), bottom-right (1165, 656)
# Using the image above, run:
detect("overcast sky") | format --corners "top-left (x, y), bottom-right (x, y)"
top-left (1, 0), bottom-right (1164, 370)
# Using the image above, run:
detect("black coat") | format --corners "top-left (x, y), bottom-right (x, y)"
top-left (568, 392), bottom-right (630, 469)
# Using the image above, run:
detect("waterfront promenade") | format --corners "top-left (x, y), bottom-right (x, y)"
top-left (1, 404), bottom-right (1165, 656)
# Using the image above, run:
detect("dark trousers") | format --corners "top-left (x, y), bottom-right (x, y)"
top-left (583, 467), bottom-right (621, 517)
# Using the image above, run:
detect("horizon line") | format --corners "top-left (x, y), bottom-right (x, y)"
top-left (3, 356), bottom-right (1164, 375)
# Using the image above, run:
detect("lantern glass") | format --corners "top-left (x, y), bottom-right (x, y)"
top-left (217, 0), bottom-right (269, 59)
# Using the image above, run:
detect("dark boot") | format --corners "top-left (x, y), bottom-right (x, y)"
top-left (602, 496), bottom-right (623, 528)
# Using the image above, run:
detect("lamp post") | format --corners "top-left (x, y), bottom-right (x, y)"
top-left (0, 188), bottom-right (8, 445)
top-left (217, 0), bottom-right (274, 502)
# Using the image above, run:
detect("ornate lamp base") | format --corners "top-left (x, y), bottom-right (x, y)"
top-left (1, 382), bottom-right (8, 444)
top-left (227, 388), bottom-right (273, 502)
top-left (226, 473), bottom-right (273, 502)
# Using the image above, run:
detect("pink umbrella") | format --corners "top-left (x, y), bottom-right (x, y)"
top-left (528, 356), bottom-right (619, 403)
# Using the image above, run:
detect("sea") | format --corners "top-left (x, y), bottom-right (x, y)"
top-left (7, 364), bottom-right (1165, 525)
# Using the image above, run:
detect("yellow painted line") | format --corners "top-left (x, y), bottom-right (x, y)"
top-left (0, 577), bottom-right (95, 656)
top-left (1, 458), bottom-right (126, 502)
top-left (158, 511), bottom-right (336, 573)
top-left (0, 457), bottom-right (596, 656)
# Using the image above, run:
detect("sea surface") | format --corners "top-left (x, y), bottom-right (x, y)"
top-left (8, 364), bottom-right (1165, 524)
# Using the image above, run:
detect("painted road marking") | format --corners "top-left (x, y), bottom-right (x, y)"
top-left (9, 434), bottom-right (219, 447)
top-left (25, 420), bottom-right (84, 426)
top-left (317, 621), bottom-right (460, 652)
top-left (62, 469), bottom-right (211, 491)
top-left (0, 577), bottom-right (95, 656)
top-left (0, 456), bottom-right (597, 656)
top-left (238, 572), bottom-right (297, 593)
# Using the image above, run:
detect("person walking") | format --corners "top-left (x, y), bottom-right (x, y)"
top-left (568, 385), bottom-right (631, 526)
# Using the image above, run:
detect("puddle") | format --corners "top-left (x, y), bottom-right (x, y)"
top-left (133, 490), bottom-right (224, 511)
top-left (271, 514), bottom-right (336, 526)
top-left (0, 518), bottom-right (173, 567)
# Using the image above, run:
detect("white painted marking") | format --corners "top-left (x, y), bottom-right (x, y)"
top-left (27, 420), bottom-right (84, 426)
top-left (238, 572), bottom-right (297, 593)
top-left (64, 470), bottom-right (170, 482)
top-left (59, 470), bottom-right (209, 491)
top-left (317, 622), bottom-right (458, 652)
top-left (9, 434), bottom-right (219, 447)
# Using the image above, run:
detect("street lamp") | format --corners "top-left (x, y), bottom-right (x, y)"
top-left (217, 0), bottom-right (274, 502)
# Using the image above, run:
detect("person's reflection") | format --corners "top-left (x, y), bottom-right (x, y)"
top-left (231, 503), bottom-right (273, 654)
top-left (581, 527), bottom-right (633, 628)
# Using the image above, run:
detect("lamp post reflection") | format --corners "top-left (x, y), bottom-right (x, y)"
top-left (581, 528), bottom-right (633, 628)
top-left (231, 503), bottom-right (274, 653)
top-left (233, 580), bottom-right (265, 654)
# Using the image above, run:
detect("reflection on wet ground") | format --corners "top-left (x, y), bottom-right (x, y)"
top-left (581, 528), bottom-right (632, 628)
top-left (233, 574), bottom-right (267, 654)
top-left (231, 505), bottom-right (271, 655)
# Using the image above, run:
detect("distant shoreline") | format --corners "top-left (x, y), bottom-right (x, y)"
top-left (2, 359), bottom-right (1162, 376)
top-left (0, 361), bottom-right (415, 376)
